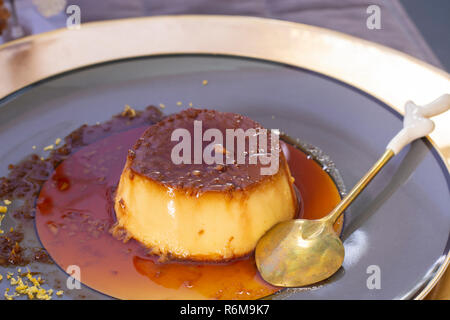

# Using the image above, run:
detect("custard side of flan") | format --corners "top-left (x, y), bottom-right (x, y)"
top-left (114, 109), bottom-right (298, 261)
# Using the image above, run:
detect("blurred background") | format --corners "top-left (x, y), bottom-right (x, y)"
top-left (0, 0), bottom-right (449, 71)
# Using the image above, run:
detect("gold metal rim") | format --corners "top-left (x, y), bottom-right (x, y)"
top-left (0, 15), bottom-right (449, 300)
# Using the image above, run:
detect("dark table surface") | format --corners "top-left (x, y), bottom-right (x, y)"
top-left (400, 0), bottom-right (450, 72)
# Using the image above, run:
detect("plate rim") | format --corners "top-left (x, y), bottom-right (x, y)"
top-left (0, 15), bottom-right (449, 300)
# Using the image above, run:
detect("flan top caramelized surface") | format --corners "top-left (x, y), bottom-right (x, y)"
top-left (128, 108), bottom-right (278, 193)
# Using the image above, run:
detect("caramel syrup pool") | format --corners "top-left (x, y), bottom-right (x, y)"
top-left (35, 127), bottom-right (342, 300)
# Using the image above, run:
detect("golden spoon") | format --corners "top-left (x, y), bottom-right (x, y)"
top-left (255, 94), bottom-right (450, 287)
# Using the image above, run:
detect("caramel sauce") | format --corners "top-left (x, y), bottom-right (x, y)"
top-left (35, 126), bottom-right (341, 300)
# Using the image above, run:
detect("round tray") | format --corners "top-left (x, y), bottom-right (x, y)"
top-left (0, 16), bottom-right (449, 300)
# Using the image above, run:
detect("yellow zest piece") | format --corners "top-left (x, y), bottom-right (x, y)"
top-left (122, 104), bottom-right (136, 118)
top-left (27, 273), bottom-right (41, 287)
top-left (10, 277), bottom-right (19, 286)
top-left (43, 145), bottom-right (54, 151)
top-left (4, 291), bottom-right (16, 300)
top-left (0, 213), bottom-right (5, 234)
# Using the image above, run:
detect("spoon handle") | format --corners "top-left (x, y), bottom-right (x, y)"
top-left (324, 149), bottom-right (394, 224)
top-left (386, 94), bottom-right (450, 155)
top-left (325, 94), bottom-right (450, 225)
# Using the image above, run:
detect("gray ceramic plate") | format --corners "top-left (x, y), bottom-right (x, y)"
top-left (0, 55), bottom-right (449, 299)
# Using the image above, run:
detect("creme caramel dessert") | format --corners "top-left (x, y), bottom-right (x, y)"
top-left (114, 109), bottom-right (298, 261)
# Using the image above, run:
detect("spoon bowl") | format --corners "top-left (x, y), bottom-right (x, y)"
top-left (255, 219), bottom-right (344, 287)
